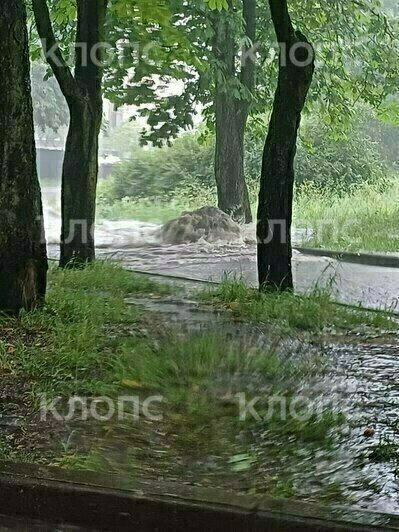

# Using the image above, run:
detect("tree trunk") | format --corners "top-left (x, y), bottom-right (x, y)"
top-left (215, 98), bottom-right (252, 223)
top-left (32, 0), bottom-right (107, 267)
top-left (60, 97), bottom-right (102, 267)
top-left (213, 0), bottom-right (255, 224)
top-left (257, 1), bottom-right (314, 291)
top-left (0, 0), bottom-right (47, 313)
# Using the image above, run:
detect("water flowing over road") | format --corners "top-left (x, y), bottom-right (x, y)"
top-left (43, 188), bottom-right (399, 312)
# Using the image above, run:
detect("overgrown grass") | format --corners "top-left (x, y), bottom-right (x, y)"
top-left (97, 179), bottom-right (260, 223)
top-left (294, 179), bottom-right (399, 253)
top-left (199, 278), bottom-right (397, 332)
top-left (0, 262), bottom-right (172, 401)
top-left (96, 184), bottom-right (218, 223)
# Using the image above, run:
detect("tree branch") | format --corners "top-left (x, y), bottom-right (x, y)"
top-left (32, 0), bottom-right (77, 102)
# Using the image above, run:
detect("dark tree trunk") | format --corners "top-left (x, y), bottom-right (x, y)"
top-left (257, 1), bottom-right (314, 291)
top-left (0, 0), bottom-right (47, 313)
top-left (60, 100), bottom-right (102, 266)
top-left (33, 0), bottom-right (107, 267)
top-left (213, 0), bottom-right (256, 224)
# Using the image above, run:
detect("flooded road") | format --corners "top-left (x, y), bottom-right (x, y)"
top-left (43, 189), bottom-right (399, 312)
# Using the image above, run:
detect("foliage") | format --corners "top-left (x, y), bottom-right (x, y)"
top-left (360, 113), bottom-right (399, 166)
top-left (29, 0), bottom-right (399, 144)
top-left (101, 132), bottom-right (215, 201)
top-left (243, 111), bottom-right (395, 192)
top-left (100, 109), bottom-right (394, 205)
top-left (295, 115), bottom-right (392, 191)
top-left (132, 0), bottom-right (399, 145)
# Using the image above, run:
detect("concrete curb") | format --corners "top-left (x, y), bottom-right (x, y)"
top-left (49, 248), bottom-right (399, 269)
top-left (295, 247), bottom-right (399, 269)
top-left (0, 463), bottom-right (398, 531)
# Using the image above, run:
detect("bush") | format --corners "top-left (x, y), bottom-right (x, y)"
top-left (99, 112), bottom-right (393, 209)
top-left (295, 116), bottom-right (391, 193)
top-left (103, 132), bottom-right (214, 202)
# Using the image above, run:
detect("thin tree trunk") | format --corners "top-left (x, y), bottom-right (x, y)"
top-left (33, 0), bottom-right (107, 267)
top-left (0, 0), bottom-right (47, 313)
top-left (257, 0), bottom-right (314, 291)
top-left (213, 0), bottom-right (255, 224)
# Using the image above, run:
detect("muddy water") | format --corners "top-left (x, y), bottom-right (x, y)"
top-left (43, 187), bottom-right (399, 312)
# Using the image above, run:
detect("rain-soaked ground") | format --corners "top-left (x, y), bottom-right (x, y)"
top-left (38, 192), bottom-right (399, 515)
top-left (122, 287), bottom-right (399, 515)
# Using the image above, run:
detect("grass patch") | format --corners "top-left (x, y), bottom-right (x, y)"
top-left (48, 260), bottom-right (173, 296)
top-left (96, 185), bottom-right (218, 224)
top-left (0, 262), bottom-right (173, 401)
top-left (199, 278), bottom-right (397, 333)
top-left (294, 179), bottom-right (399, 253)
top-left (0, 263), bottom-right (349, 498)
top-left (369, 435), bottom-right (399, 463)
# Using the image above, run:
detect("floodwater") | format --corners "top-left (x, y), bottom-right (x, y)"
top-left (43, 187), bottom-right (399, 312)
top-left (129, 294), bottom-right (399, 515)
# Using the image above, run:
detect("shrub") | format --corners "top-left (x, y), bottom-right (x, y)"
top-left (99, 113), bottom-right (393, 207)
top-left (295, 115), bottom-right (391, 193)
top-left (102, 132), bottom-right (214, 202)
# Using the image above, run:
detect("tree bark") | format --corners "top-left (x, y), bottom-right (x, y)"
top-left (257, 0), bottom-right (314, 291)
top-left (213, 0), bottom-right (256, 224)
top-left (215, 96), bottom-right (252, 223)
top-left (33, 0), bottom-right (107, 267)
top-left (0, 0), bottom-right (47, 313)
top-left (60, 99), bottom-right (102, 266)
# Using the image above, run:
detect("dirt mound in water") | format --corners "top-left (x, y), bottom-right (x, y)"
top-left (158, 206), bottom-right (243, 244)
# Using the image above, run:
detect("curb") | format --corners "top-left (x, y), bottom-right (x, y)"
top-left (0, 463), bottom-right (398, 531)
top-left (294, 247), bottom-right (399, 269)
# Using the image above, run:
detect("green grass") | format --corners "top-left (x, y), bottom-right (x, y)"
top-left (0, 262), bottom-right (173, 401)
top-left (48, 260), bottom-right (173, 295)
top-left (369, 435), bottom-right (399, 467)
top-left (199, 278), bottom-right (397, 332)
top-left (96, 186), bottom-right (218, 223)
top-left (0, 262), bottom-right (350, 495)
top-left (294, 179), bottom-right (399, 253)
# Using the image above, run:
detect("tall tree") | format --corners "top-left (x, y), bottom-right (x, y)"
top-left (136, 0), bottom-right (397, 223)
top-left (131, 2), bottom-right (261, 225)
top-left (257, 0), bottom-right (397, 291)
top-left (33, 0), bottom-right (107, 267)
top-left (0, 0), bottom-right (47, 312)
top-left (257, 0), bottom-right (314, 291)
top-left (212, 0), bottom-right (255, 222)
